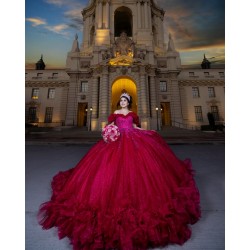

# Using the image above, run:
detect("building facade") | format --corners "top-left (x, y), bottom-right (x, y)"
top-left (25, 0), bottom-right (225, 130)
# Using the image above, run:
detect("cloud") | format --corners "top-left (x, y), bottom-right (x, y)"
top-left (64, 9), bottom-right (83, 31)
top-left (44, 24), bottom-right (70, 36)
top-left (26, 17), bottom-right (47, 27)
top-left (45, 0), bottom-right (86, 9)
top-left (155, 0), bottom-right (225, 52)
top-left (44, 0), bottom-right (86, 31)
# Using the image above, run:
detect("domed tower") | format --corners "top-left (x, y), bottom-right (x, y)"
top-left (65, 0), bottom-right (182, 130)
top-left (201, 54), bottom-right (211, 69)
top-left (36, 55), bottom-right (46, 70)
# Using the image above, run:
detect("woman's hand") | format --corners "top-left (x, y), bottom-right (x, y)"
top-left (133, 124), bottom-right (144, 130)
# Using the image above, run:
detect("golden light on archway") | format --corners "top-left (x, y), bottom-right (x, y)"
top-left (111, 77), bottom-right (137, 113)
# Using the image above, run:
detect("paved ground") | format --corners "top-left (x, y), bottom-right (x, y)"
top-left (26, 139), bottom-right (225, 249)
top-left (25, 126), bottom-right (225, 145)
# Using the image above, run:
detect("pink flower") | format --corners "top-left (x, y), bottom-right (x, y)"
top-left (102, 125), bottom-right (120, 143)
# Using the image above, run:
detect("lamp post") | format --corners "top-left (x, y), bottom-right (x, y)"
top-left (89, 107), bottom-right (93, 131)
top-left (156, 107), bottom-right (159, 130)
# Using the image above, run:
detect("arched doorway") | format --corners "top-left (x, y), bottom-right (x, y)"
top-left (114, 6), bottom-right (132, 37)
top-left (111, 77), bottom-right (137, 113)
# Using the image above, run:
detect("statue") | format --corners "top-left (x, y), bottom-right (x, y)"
top-left (137, 50), bottom-right (145, 60)
top-left (113, 32), bottom-right (135, 57)
top-left (102, 50), bottom-right (110, 60)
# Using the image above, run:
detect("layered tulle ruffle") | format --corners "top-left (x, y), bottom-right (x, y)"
top-left (38, 127), bottom-right (200, 250)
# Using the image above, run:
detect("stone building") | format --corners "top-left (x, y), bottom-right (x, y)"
top-left (25, 0), bottom-right (225, 130)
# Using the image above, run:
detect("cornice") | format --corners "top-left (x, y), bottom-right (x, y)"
top-left (25, 82), bottom-right (69, 87)
top-left (179, 79), bottom-right (225, 86)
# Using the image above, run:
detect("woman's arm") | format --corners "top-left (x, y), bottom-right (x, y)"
top-left (133, 124), bottom-right (144, 130)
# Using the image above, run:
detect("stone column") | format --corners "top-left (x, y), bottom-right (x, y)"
top-left (65, 76), bottom-right (78, 126)
top-left (169, 74), bottom-right (183, 124)
top-left (91, 76), bottom-right (99, 119)
top-left (99, 66), bottom-right (109, 128)
top-left (158, 16), bottom-right (164, 46)
top-left (137, 1), bottom-right (141, 29)
top-left (149, 74), bottom-right (158, 130)
top-left (149, 75), bottom-right (157, 118)
top-left (83, 16), bottom-right (89, 48)
top-left (144, 1), bottom-right (148, 28)
top-left (98, 0), bottom-right (103, 28)
top-left (139, 66), bottom-right (148, 116)
top-left (106, 0), bottom-right (110, 29)
top-left (148, 1), bottom-right (152, 29)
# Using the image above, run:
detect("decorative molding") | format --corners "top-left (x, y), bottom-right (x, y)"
top-left (157, 60), bottom-right (167, 68)
top-left (25, 101), bottom-right (41, 107)
top-left (80, 61), bottom-right (90, 68)
top-left (131, 66), bottom-right (139, 72)
top-left (179, 80), bottom-right (225, 86)
top-left (25, 82), bottom-right (69, 87)
top-left (121, 66), bottom-right (128, 75)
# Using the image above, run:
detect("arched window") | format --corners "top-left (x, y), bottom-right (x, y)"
top-left (114, 7), bottom-right (132, 37)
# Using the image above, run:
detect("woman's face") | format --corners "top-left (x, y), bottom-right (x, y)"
top-left (120, 97), bottom-right (129, 108)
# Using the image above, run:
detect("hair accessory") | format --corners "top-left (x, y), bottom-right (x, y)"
top-left (120, 93), bottom-right (131, 102)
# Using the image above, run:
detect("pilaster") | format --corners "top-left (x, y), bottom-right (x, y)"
top-left (65, 76), bottom-right (78, 126)
top-left (168, 73), bottom-right (183, 124)
top-left (99, 66), bottom-right (109, 128)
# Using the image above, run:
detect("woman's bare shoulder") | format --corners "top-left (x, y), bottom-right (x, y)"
top-left (114, 110), bottom-right (120, 114)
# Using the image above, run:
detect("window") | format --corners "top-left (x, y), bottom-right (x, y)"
top-left (211, 106), bottom-right (219, 121)
top-left (160, 81), bottom-right (167, 92)
top-left (52, 73), bottom-right (58, 78)
top-left (44, 107), bottom-right (53, 123)
top-left (194, 106), bottom-right (203, 122)
top-left (189, 72), bottom-right (195, 76)
top-left (192, 87), bottom-right (200, 98)
top-left (208, 87), bottom-right (215, 98)
top-left (31, 88), bottom-right (39, 99)
top-left (37, 73), bottom-right (43, 78)
top-left (48, 88), bottom-right (55, 99)
top-left (28, 107), bottom-right (37, 122)
top-left (80, 81), bottom-right (88, 92)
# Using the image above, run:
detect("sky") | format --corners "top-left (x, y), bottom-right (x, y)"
top-left (25, 0), bottom-right (225, 69)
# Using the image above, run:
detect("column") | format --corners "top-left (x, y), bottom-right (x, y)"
top-left (65, 77), bottom-right (78, 126)
top-left (83, 16), bottom-right (89, 48)
top-left (137, 1), bottom-right (141, 29)
top-left (99, 69), bottom-right (109, 117)
top-left (98, 1), bottom-right (103, 28)
top-left (91, 77), bottom-right (99, 119)
top-left (148, 2), bottom-right (152, 29)
top-left (139, 66), bottom-right (148, 116)
top-left (99, 67), bottom-right (109, 127)
top-left (144, 1), bottom-right (148, 28)
top-left (158, 16), bottom-right (164, 45)
top-left (106, 0), bottom-right (110, 29)
top-left (149, 75), bottom-right (157, 118)
top-left (169, 78), bottom-right (183, 124)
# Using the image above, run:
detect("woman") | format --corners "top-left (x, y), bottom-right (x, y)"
top-left (38, 92), bottom-right (201, 250)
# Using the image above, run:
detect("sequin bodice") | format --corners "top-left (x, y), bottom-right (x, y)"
top-left (115, 115), bottom-right (134, 131)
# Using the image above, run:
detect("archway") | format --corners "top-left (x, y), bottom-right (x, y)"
top-left (111, 77), bottom-right (137, 113)
top-left (114, 6), bottom-right (132, 37)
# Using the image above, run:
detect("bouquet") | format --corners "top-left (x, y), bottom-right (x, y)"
top-left (101, 124), bottom-right (120, 143)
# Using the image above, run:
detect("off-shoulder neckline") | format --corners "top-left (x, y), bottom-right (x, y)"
top-left (114, 111), bottom-right (134, 117)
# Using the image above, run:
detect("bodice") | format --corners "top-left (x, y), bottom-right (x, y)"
top-left (115, 115), bottom-right (134, 131)
top-left (108, 112), bottom-right (139, 131)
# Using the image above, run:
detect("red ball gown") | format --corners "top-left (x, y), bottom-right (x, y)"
top-left (38, 112), bottom-right (201, 250)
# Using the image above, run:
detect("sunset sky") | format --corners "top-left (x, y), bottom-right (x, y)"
top-left (25, 0), bottom-right (225, 69)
